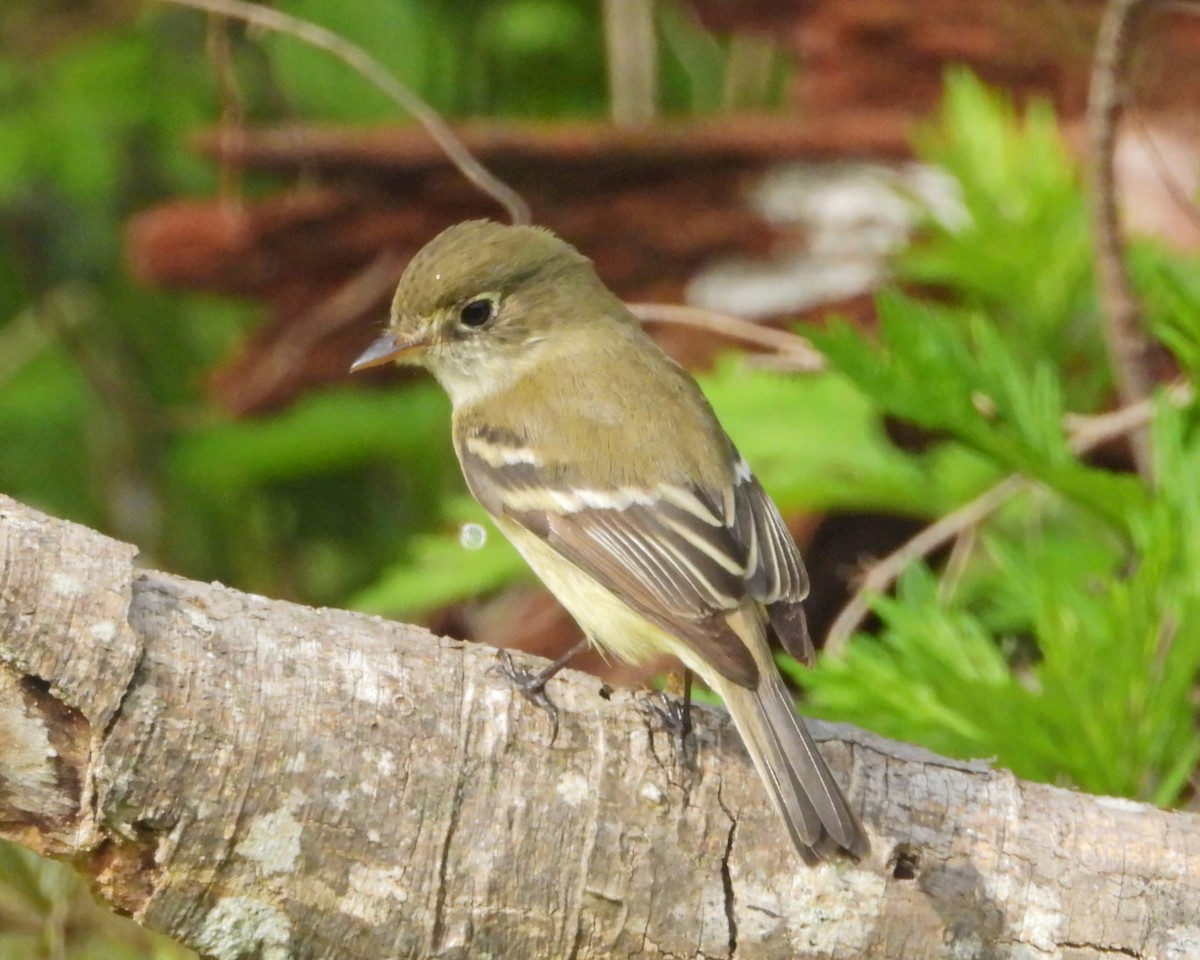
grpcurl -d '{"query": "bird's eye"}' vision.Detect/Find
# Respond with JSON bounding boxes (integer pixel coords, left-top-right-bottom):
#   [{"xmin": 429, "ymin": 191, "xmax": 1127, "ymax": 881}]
[{"xmin": 459, "ymin": 297, "xmax": 496, "ymax": 328}]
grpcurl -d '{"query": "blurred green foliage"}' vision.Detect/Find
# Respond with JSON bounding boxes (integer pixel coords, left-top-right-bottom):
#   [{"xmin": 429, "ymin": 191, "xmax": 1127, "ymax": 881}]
[
  {"xmin": 2, "ymin": 0, "xmax": 1199, "ymax": 954},
  {"xmin": 0, "ymin": 3, "xmax": 789, "ymax": 955},
  {"xmin": 902, "ymin": 68, "xmax": 1107, "ymax": 409},
  {"xmin": 0, "ymin": 0, "xmax": 786, "ymax": 600},
  {"xmin": 787, "ymin": 72, "xmax": 1200, "ymax": 806},
  {"xmin": 0, "ymin": 844, "xmax": 191, "ymax": 960}
]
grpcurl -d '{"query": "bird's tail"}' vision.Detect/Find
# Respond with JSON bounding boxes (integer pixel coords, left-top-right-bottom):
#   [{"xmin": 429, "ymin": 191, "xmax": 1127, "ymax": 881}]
[{"xmin": 715, "ymin": 668, "xmax": 869, "ymax": 864}]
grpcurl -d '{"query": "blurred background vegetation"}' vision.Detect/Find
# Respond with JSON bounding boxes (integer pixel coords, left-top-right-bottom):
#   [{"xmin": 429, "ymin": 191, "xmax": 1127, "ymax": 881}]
[{"xmin": 2, "ymin": 0, "xmax": 1200, "ymax": 957}]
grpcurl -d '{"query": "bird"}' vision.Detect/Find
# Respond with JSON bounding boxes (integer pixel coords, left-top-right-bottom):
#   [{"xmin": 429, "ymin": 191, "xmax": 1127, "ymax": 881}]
[{"xmin": 351, "ymin": 219, "xmax": 868, "ymax": 863}]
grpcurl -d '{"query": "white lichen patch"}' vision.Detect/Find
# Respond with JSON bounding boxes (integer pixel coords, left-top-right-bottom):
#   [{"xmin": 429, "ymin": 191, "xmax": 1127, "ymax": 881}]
[
  {"xmin": 0, "ymin": 673, "xmax": 74, "ymax": 819},
  {"xmin": 987, "ymin": 866, "xmax": 1063, "ymax": 951},
  {"xmin": 638, "ymin": 782, "xmax": 666, "ymax": 806},
  {"xmin": 183, "ymin": 604, "xmax": 216, "ymax": 635},
  {"xmin": 284, "ymin": 752, "xmax": 307, "ymax": 774},
  {"xmin": 49, "ymin": 571, "xmax": 83, "ymax": 596},
  {"xmin": 782, "ymin": 863, "xmax": 883, "ymax": 954},
  {"xmin": 235, "ymin": 790, "xmax": 305, "ymax": 876},
  {"xmin": 194, "ymin": 896, "xmax": 292, "ymax": 960},
  {"xmin": 376, "ymin": 749, "xmax": 396, "ymax": 777},
  {"xmin": 88, "ymin": 620, "xmax": 118, "ymax": 643},
  {"xmin": 1094, "ymin": 795, "xmax": 1149, "ymax": 814},
  {"xmin": 1012, "ymin": 879, "xmax": 1063, "ymax": 952},
  {"xmin": 944, "ymin": 933, "xmax": 985, "ymax": 959},
  {"xmin": 338, "ymin": 864, "xmax": 411, "ymax": 925},
  {"xmin": 325, "ymin": 647, "xmax": 387, "ymax": 705},
  {"xmin": 473, "ymin": 685, "xmax": 512, "ymax": 753},
  {"xmin": 737, "ymin": 882, "xmax": 784, "ymax": 943},
  {"xmin": 328, "ymin": 788, "xmax": 353, "ymax": 813},
  {"xmin": 555, "ymin": 772, "xmax": 589, "ymax": 806},
  {"xmin": 484, "ymin": 686, "xmax": 511, "ymax": 711},
  {"xmin": 1162, "ymin": 924, "xmax": 1200, "ymax": 960}
]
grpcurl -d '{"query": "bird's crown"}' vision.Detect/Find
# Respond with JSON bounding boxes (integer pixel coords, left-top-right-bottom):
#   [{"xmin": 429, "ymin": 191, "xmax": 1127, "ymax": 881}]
[{"xmin": 391, "ymin": 220, "xmax": 591, "ymax": 320}]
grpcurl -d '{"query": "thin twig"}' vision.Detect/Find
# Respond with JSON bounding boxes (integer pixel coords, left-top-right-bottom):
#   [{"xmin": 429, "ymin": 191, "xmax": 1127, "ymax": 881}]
[
  {"xmin": 154, "ymin": 0, "xmax": 530, "ymax": 225},
  {"xmin": 1064, "ymin": 391, "xmax": 1160, "ymax": 452},
  {"xmin": 626, "ymin": 302, "xmax": 825, "ymax": 371},
  {"xmin": 205, "ymin": 13, "xmax": 245, "ymax": 204},
  {"xmin": 936, "ymin": 522, "xmax": 977, "ymax": 606},
  {"xmin": 603, "ymin": 0, "xmax": 658, "ymax": 127},
  {"xmin": 824, "ymin": 475, "xmax": 1028, "ymax": 654},
  {"xmin": 1087, "ymin": 0, "xmax": 1157, "ymax": 480},
  {"xmin": 823, "ymin": 381, "xmax": 1193, "ymax": 653},
  {"xmin": 38, "ymin": 290, "xmax": 159, "ymax": 431},
  {"xmin": 0, "ymin": 301, "xmax": 80, "ymax": 387}
]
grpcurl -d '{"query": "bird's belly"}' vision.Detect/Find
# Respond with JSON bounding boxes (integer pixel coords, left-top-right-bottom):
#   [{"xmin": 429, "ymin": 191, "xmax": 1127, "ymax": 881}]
[{"xmin": 497, "ymin": 519, "xmax": 686, "ymax": 668}]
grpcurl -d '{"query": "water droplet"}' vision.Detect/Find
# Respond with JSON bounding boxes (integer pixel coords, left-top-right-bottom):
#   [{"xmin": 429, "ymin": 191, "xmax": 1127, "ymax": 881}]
[{"xmin": 460, "ymin": 523, "xmax": 488, "ymax": 550}]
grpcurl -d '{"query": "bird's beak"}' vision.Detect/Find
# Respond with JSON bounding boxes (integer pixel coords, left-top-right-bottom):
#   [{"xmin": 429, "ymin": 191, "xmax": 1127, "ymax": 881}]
[{"xmin": 350, "ymin": 332, "xmax": 427, "ymax": 372}]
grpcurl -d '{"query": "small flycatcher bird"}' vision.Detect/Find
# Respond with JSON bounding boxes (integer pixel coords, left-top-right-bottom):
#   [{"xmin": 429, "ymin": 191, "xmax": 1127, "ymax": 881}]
[{"xmin": 352, "ymin": 220, "xmax": 868, "ymax": 863}]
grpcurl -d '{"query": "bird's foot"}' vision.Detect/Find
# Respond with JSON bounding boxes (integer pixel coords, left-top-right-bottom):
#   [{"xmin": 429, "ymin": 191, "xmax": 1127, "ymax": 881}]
[
  {"xmin": 495, "ymin": 640, "xmax": 589, "ymax": 744},
  {"xmin": 498, "ymin": 649, "xmax": 558, "ymax": 702},
  {"xmin": 642, "ymin": 670, "xmax": 696, "ymax": 773},
  {"xmin": 644, "ymin": 690, "xmax": 691, "ymax": 743}
]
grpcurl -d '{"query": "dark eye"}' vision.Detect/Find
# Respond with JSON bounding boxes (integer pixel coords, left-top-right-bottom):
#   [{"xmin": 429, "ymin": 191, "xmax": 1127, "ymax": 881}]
[{"xmin": 459, "ymin": 297, "xmax": 496, "ymax": 328}]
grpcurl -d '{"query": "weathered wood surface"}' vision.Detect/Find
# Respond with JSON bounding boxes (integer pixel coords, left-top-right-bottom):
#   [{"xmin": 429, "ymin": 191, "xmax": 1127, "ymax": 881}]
[{"xmin": 2, "ymin": 492, "xmax": 1198, "ymax": 959}]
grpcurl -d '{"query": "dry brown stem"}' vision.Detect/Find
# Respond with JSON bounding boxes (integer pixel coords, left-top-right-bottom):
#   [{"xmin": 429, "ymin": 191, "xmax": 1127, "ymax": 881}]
[
  {"xmin": 626, "ymin": 302, "xmax": 826, "ymax": 371},
  {"xmin": 1088, "ymin": 0, "xmax": 1158, "ymax": 479},
  {"xmin": 154, "ymin": 0, "xmax": 530, "ymax": 224},
  {"xmin": 603, "ymin": 0, "xmax": 658, "ymax": 127}
]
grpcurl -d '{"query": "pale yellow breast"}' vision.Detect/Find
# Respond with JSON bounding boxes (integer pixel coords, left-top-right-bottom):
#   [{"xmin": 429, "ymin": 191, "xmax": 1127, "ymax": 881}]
[{"xmin": 497, "ymin": 518, "xmax": 705, "ymax": 673}]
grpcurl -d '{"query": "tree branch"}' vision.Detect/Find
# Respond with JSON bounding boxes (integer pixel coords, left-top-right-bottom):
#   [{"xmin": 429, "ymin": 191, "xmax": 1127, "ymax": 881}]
[
  {"xmin": 1088, "ymin": 0, "xmax": 1158, "ymax": 480},
  {"xmin": 2, "ymin": 494, "xmax": 1198, "ymax": 958}
]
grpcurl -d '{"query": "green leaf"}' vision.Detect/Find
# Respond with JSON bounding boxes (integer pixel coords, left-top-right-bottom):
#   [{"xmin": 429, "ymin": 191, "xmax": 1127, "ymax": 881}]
[
  {"xmin": 1134, "ymin": 244, "xmax": 1200, "ymax": 383},
  {"xmin": 0, "ymin": 349, "xmax": 98, "ymax": 526},
  {"xmin": 902, "ymin": 68, "xmax": 1106, "ymax": 410},
  {"xmin": 700, "ymin": 357, "xmax": 980, "ymax": 517},
  {"xmin": 350, "ymin": 497, "xmax": 528, "ymax": 616},
  {"xmin": 168, "ymin": 385, "xmax": 453, "ymax": 492},
  {"xmin": 262, "ymin": 0, "xmax": 436, "ymax": 121},
  {"xmin": 812, "ymin": 295, "xmax": 1147, "ymax": 528}
]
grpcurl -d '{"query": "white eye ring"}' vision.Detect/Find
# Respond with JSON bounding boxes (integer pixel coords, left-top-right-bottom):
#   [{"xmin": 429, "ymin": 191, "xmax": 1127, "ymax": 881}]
[{"xmin": 458, "ymin": 295, "xmax": 498, "ymax": 328}]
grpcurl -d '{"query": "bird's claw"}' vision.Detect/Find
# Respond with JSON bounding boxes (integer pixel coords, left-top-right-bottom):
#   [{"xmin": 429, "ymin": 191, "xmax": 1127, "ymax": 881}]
[
  {"xmin": 641, "ymin": 690, "xmax": 696, "ymax": 771},
  {"xmin": 496, "ymin": 649, "xmax": 561, "ymax": 743}
]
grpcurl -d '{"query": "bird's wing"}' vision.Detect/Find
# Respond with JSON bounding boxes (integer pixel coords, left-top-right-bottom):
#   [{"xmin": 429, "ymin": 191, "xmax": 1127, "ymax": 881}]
[
  {"xmin": 458, "ymin": 428, "xmax": 813, "ymax": 685},
  {"xmin": 728, "ymin": 459, "xmax": 814, "ymax": 665}
]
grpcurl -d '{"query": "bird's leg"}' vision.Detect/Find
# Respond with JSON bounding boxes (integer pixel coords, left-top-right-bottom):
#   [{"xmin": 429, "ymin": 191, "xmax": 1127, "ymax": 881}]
[
  {"xmin": 497, "ymin": 638, "xmax": 591, "ymax": 697},
  {"xmin": 643, "ymin": 669, "xmax": 696, "ymax": 771},
  {"xmin": 681, "ymin": 668, "xmax": 694, "ymax": 742},
  {"xmin": 496, "ymin": 638, "xmax": 591, "ymax": 742}
]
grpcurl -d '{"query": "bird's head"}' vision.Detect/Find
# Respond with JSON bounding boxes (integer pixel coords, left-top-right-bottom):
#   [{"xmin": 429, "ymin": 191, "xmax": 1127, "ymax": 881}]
[{"xmin": 351, "ymin": 220, "xmax": 613, "ymax": 402}]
